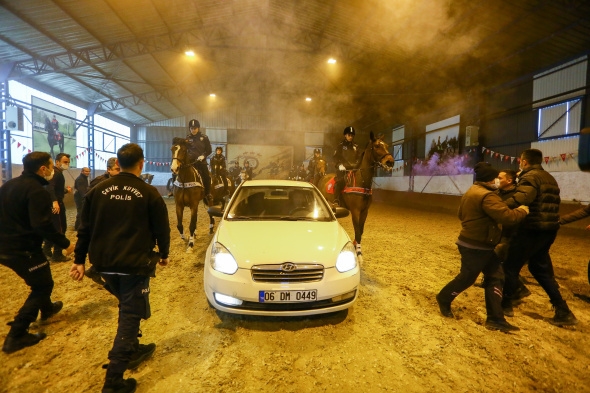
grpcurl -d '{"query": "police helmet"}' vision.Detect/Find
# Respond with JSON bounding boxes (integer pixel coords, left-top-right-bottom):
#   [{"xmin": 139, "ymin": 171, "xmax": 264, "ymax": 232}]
[
  {"xmin": 188, "ymin": 119, "xmax": 200, "ymax": 129},
  {"xmin": 343, "ymin": 126, "xmax": 356, "ymax": 136}
]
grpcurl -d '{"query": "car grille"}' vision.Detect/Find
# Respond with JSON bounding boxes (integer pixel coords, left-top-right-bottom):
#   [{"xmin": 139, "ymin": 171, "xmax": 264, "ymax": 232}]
[{"xmin": 251, "ymin": 263, "xmax": 324, "ymax": 283}]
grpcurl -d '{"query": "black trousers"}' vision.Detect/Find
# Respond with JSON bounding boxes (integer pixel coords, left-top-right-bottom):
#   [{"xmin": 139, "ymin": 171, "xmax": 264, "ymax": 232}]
[
  {"xmin": 503, "ymin": 229, "xmax": 565, "ymax": 307},
  {"xmin": 334, "ymin": 171, "xmax": 345, "ymax": 200},
  {"xmin": 438, "ymin": 245, "xmax": 505, "ymax": 320},
  {"xmin": 102, "ymin": 274, "xmax": 151, "ymax": 374},
  {"xmin": 193, "ymin": 162, "xmax": 211, "ymax": 196},
  {"xmin": 0, "ymin": 253, "xmax": 54, "ymax": 333},
  {"xmin": 46, "ymin": 200, "xmax": 67, "ymax": 255}
]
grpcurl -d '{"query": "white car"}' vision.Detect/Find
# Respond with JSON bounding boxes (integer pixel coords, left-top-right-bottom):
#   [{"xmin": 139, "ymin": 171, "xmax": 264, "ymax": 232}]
[{"xmin": 204, "ymin": 179, "xmax": 360, "ymax": 316}]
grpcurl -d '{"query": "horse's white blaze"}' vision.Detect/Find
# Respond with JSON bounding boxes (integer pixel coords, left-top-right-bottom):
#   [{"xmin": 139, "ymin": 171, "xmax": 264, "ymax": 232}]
[{"xmin": 170, "ymin": 145, "xmax": 180, "ymax": 173}]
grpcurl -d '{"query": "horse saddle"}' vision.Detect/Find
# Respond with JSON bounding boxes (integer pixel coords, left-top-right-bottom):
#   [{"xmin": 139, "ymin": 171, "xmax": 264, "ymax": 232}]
[{"xmin": 174, "ymin": 169, "xmax": 204, "ymax": 189}]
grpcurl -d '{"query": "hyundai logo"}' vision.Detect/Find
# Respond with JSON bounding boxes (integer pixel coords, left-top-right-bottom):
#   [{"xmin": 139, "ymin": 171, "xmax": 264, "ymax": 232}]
[{"xmin": 281, "ymin": 263, "xmax": 297, "ymax": 272}]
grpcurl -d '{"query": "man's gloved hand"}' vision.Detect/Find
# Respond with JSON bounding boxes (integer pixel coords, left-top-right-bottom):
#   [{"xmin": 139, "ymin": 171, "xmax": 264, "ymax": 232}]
[
  {"xmin": 198, "ymin": 155, "xmax": 205, "ymax": 161},
  {"xmin": 517, "ymin": 205, "xmax": 529, "ymax": 214},
  {"xmin": 338, "ymin": 164, "xmax": 346, "ymax": 171}
]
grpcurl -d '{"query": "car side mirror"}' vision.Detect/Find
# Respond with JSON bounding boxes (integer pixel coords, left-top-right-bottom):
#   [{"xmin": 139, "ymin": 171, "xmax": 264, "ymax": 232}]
[
  {"xmin": 332, "ymin": 206, "xmax": 349, "ymax": 218},
  {"xmin": 208, "ymin": 205, "xmax": 224, "ymax": 217}
]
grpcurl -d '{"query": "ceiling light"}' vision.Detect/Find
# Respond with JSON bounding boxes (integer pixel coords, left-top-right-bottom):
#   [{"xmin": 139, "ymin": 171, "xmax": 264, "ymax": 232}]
[
  {"xmin": 185, "ymin": 50, "xmax": 195, "ymax": 56},
  {"xmin": 305, "ymin": 97, "xmax": 312, "ymax": 102},
  {"xmin": 327, "ymin": 58, "xmax": 336, "ymax": 64},
  {"xmin": 210, "ymin": 93, "xmax": 216, "ymax": 97}
]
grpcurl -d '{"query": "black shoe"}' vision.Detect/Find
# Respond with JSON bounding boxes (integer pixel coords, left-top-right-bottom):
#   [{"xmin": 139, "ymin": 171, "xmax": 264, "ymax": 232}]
[
  {"xmin": 2, "ymin": 332, "xmax": 47, "ymax": 354},
  {"xmin": 485, "ymin": 319, "xmax": 520, "ymax": 332},
  {"xmin": 51, "ymin": 254, "xmax": 72, "ymax": 263},
  {"xmin": 127, "ymin": 343, "xmax": 156, "ymax": 369},
  {"xmin": 102, "ymin": 376, "xmax": 137, "ymax": 393},
  {"xmin": 40, "ymin": 301, "xmax": 63, "ymax": 321},
  {"xmin": 513, "ymin": 285, "xmax": 532, "ymax": 301},
  {"xmin": 549, "ymin": 307, "xmax": 578, "ymax": 326},
  {"xmin": 436, "ymin": 293, "xmax": 454, "ymax": 318},
  {"xmin": 86, "ymin": 266, "xmax": 106, "ymax": 286}
]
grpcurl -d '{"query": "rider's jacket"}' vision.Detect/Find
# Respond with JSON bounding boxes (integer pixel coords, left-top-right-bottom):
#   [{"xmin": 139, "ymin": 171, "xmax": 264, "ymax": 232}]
[
  {"xmin": 229, "ymin": 165, "xmax": 241, "ymax": 179},
  {"xmin": 333, "ymin": 139, "xmax": 360, "ymax": 170},
  {"xmin": 307, "ymin": 155, "xmax": 323, "ymax": 176},
  {"xmin": 74, "ymin": 172, "xmax": 170, "ymax": 275},
  {"xmin": 210, "ymin": 154, "xmax": 227, "ymax": 177},
  {"xmin": 185, "ymin": 131, "xmax": 212, "ymax": 164}
]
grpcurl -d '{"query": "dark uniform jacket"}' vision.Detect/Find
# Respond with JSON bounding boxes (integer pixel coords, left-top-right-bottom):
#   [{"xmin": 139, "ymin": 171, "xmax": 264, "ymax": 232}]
[
  {"xmin": 0, "ymin": 172, "xmax": 70, "ymax": 255},
  {"xmin": 186, "ymin": 132, "xmax": 212, "ymax": 163},
  {"xmin": 47, "ymin": 166, "xmax": 66, "ymax": 202},
  {"xmin": 89, "ymin": 172, "xmax": 112, "ymax": 188},
  {"xmin": 74, "ymin": 172, "xmax": 171, "ymax": 276},
  {"xmin": 228, "ymin": 165, "xmax": 241, "ymax": 180},
  {"xmin": 504, "ymin": 164, "xmax": 560, "ymax": 231},
  {"xmin": 307, "ymin": 156, "xmax": 323, "ymax": 176},
  {"xmin": 243, "ymin": 166, "xmax": 253, "ymax": 180},
  {"xmin": 333, "ymin": 139, "xmax": 361, "ymax": 170},
  {"xmin": 210, "ymin": 154, "xmax": 227, "ymax": 177},
  {"xmin": 457, "ymin": 182, "xmax": 528, "ymax": 249},
  {"xmin": 74, "ymin": 173, "xmax": 89, "ymax": 200}
]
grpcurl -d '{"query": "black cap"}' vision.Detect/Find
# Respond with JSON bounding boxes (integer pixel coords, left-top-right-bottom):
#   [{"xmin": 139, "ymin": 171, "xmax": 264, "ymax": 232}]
[
  {"xmin": 343, "ymin": 126, "xmax": 355, "ymax": 136},
  {"xmin": 188, "ymin": 119, "xmax": 200, "ymax": 128},
  {"xmin": 474, "ymin": 162, "xmax": 499, "ymax": 182}
]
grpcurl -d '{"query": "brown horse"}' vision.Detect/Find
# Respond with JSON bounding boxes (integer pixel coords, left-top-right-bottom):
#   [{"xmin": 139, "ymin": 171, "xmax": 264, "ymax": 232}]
[
  {"xmin": 318, "ymin": 132, "xmax": 393, "ymax": 257},
  {"xmin": 207, "ymin": 174, "xmax": 235, "ymax": 234},
  {"xmin": 170, "ymin": 137, "xmax": 204, "ymax": 252}
]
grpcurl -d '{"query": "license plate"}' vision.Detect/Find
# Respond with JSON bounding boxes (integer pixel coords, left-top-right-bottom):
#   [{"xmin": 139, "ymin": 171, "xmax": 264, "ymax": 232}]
[{"xmin": 259, "ymin": 290, "xmax": 317, "ymax": 303}]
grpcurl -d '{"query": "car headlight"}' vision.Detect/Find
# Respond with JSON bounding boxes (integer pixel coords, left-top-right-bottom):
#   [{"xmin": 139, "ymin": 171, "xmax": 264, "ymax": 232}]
[
  {"xmin": 336, "ymin": 242, "xmax": 358, "ymax": 273},
  {"xmin": 210, "ymin": 242, "xmax": 238, "ymax": 274}
]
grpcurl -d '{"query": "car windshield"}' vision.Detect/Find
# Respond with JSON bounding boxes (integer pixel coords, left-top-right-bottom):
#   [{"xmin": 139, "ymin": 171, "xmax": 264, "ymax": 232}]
[{"xmin": 226, "ymin": 186, "xmax": 333, "ymax": 221}]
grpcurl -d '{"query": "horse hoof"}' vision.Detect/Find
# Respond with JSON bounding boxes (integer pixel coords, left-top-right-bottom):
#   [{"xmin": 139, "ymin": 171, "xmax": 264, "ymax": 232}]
[
  {"xmin": 180, "ymin": 234, "xmax": 185, "ymax": 240},
  {"xmin": 185, "ymin": 247, "xmax": 193, "ymax": 254}
]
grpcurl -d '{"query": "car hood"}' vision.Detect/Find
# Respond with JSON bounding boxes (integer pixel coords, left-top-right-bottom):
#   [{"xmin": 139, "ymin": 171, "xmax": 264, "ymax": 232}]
[{"xmin": 215, "ymin": 220, "xmax": 350, "ymax": 268}]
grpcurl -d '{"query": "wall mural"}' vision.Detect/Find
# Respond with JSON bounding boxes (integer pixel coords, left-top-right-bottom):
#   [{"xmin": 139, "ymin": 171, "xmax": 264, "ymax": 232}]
[
  {"xmin": 227, "ymin": 144, "xmax": 293, "ymax": 180},
  {"xmin": 32, "ymin": 96, "xmax": 77, "ymax": 165}
]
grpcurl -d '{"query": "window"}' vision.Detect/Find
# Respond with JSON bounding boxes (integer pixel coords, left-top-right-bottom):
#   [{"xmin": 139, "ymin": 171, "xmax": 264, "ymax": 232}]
[{"xmin": 537, "ymin": 98, "xmax": 582, "ymax": 139}]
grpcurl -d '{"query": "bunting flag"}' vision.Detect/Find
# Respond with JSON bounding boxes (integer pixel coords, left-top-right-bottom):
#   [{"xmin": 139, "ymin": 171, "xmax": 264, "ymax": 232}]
[
  {"xmin": 544, "ymin": 156, "xmax": 550, "ymax": 164},
  {"xmin": 560, "ymin": 153, "xmax": 566, "ymax": 162}
]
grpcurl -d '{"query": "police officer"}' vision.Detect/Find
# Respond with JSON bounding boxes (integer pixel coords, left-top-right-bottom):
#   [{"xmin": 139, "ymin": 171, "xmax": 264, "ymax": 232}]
[
  {"xmin": 0, "ymin": 152, "xmax": 74, "ymax": 354},
  {"xmin": 307, "ymin": 148, "xmax": 323, "ymax": 183},
  {"xmin": 185, "ymin": 119, "xmax": 213, "ymax": 204},
  {"xmin": 71, "ymin": 143, "xmax": 170, "ymax": 393},
  {"xmin": 43, "ymin": 152, "xmax": 72, "ymax": 262},
  {"xmin": 210, "ymin": 146, "xmax": 229, "ymax": 195},
  {"xmin": 243, "ymin": 160, "xmax": 254, "ymax": 180},
  {"xmin": 296, "ymin": 163, "xmax": 307, "ymax": 181},
  {"xmin": 90, "ymin": 157, "xmax": 120, "ymax": 188},
  {"xmin": 333, "ymin": 126, "xmax": 361, "ymax": 206},
  {"xmin": 228, "ymin": 161, "xmax": 241, "ymax": 185}
]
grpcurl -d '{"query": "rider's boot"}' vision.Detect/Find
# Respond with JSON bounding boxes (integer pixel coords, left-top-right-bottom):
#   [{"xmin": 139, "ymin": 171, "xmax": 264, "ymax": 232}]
[{"xmin": 333, "ymin": 182, "xmax": 343, "ymax": 207}]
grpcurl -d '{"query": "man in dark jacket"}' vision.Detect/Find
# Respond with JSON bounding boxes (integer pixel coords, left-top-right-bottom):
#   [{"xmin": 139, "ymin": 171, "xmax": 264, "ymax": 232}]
[
  {"xmin": 436, "ymin": 162, "xmax": 529, "ymax": 332},
  {"xmin": 502, "ymin": 148, "xmax": 577, "ymax": 326},
  {"xmin": 333, "ymin": 126, "xmax": 362, "ymax": 206},
  {"xmin": 44, "ymin": 152, "xmax": 72, "ymax": 262},
  {"xmin": 0, "ymin": 152, "xmax": 74, "ymax": 353},
  {"xmin": 185, "ymin": 119, "xmax": 213, "ymax": 204},
  {"xmin": 71, "ymin": 143, "xmax": 170, "ymax": 393},
  {"xmin": 89, "ymin": 157, "xmax": 120, "ymax": 188},
  {"xmin": 74, "ymin": 167, "xmax": 90, "ymax": 230}
]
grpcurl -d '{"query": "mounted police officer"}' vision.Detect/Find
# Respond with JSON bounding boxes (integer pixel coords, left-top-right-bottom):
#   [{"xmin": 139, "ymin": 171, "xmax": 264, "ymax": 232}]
[
  {"xmin": 210, "ymin": 146, "xmax": 229, "ymax": 195},
  {"xmin": 307, "ymin": 148, "xmax": 323, "ymax": 183},
  {"xmin": 333, "ymin": 126, "xmax": 361, "ymax": 206},
  {"xmin": 185, "ymin": 119, "xmax": 213, "ymax": 204}
]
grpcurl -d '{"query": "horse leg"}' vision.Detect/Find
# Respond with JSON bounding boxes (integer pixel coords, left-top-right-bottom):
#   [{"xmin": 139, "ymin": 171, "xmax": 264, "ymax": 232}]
[
  {"xmin": 186, "ymin": 206, "xmax": 198, "ymax": 253},
  {"xmin": 354, "ymin": 201, "xmax": 371, "ymax": 256},
  {"xmin": 175, "ymin": 203, "xmax": 185, "ymax": 240},
  {"xmin": 350, "ymin": 208, "xmax": 362, "ymax": 255}
]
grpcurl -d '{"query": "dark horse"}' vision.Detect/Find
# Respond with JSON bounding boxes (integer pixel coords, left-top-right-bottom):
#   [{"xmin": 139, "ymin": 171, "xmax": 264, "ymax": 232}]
[
  {"xmin": 207, "ymin": 174, "xmax": 235, "ymax": 234},
  {"xmin": 45, "ymin": 116, "xmax": 64, "ymax": 159},
  {"xmin": 318, "ymin": 132, "xmax": 394, "ymax": 258},
  {"xmin": 170, "ymin": 137, "xmax": 205, "ymax": 252}
]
